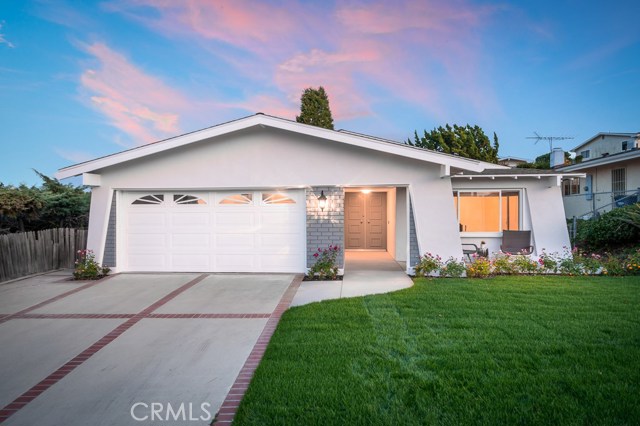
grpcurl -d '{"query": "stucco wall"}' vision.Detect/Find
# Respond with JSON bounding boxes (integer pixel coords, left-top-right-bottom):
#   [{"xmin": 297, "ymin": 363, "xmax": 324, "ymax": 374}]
[
  {"xmin": 87, "ymin": 127, "xmax": 466, "ymax": 267},
  {"xmin": 306, "ymin": 186, "xmax": 344, "ymax": 268}
]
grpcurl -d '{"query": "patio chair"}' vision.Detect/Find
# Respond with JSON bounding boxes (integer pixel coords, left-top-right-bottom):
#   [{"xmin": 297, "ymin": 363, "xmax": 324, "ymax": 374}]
[
  {"xmin": 500, "ymin": 230, "xmax": 533, "ymax": 255},
  {"xmin": 462, "ymin": 243, "xmax": 478, "ymax": 262}
]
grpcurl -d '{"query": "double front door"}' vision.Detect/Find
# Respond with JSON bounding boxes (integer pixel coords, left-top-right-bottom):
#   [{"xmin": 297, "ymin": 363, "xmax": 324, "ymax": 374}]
[{"xmin": 345, "ymin": 192, "xmax": 387, "ymax": 250}]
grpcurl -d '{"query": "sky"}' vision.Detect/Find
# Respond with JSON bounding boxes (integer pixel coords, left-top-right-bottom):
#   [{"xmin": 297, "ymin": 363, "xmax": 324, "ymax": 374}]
[{"xmin": 1, "ymin": 0, "xmax": 639, "ymax": 186}]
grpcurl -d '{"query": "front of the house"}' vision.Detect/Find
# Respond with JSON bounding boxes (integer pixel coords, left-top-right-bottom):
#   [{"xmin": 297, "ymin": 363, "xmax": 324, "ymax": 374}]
[{"xmin": 57, "ymin": 114, "xmax": 578, "ymax": 274}]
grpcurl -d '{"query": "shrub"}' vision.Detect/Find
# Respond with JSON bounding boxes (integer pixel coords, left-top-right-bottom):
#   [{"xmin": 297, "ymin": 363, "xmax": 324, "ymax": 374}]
[
  {"xmin": 414, "ymin": 252, "xmax": 442, "ymax": 277},
  {"xmin": 466, "ymin": 255, "xmax": 491, "ymax": 278},
  {"xmin": 538, "ymin": 250, "xmax": 560, "ymax": 273},
  {"xmin": 308, "ymin": 244, "xmax": 341, "ymax": 280},
  {"xmin": 74, "ymin": 249, "xmax": 110, "ymax": 280},
  {"xmin": 512, "ymin": 255, "xmax": 539, "ymax": 274},
  {"xmin": 622, "ymin": 249, "xmax": 640, "ymax": 276},
  {"xmin": 440, "ymin": 257, "xmax": 466, "ymax": 278},
  {"xmin": 575, "ymin": 205, "xmax": 640, "ymax": 250},
  {"xmin": 492, "ymin": 253, "xmax": 516, "ymax": 275},
  {"xmin": 574, "ymin": 249, "xmax": 604, "ymax": 275}
]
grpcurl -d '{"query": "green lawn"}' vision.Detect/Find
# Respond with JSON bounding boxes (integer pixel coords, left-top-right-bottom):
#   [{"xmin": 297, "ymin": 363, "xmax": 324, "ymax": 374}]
[{"xmin": 233, "ymin": 276, "xmax": 640, "ymax": 426}]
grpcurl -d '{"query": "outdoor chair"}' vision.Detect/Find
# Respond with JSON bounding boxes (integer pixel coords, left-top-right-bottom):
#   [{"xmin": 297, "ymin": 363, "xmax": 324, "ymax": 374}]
[
  {"xmin": 500, "ymin": 230, "xmax": 533, "ymax": 255},
  {"xmin": 462, "ymin": 243, "xmax": 478, "ymax": 262}
]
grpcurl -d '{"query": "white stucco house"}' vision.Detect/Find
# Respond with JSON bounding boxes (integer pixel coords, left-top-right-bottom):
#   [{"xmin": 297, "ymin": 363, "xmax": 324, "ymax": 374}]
[
  {"xmin": 558, "ymin": 132, "xmax": 640, "ymax": 219},
  {"xmin": 56, "ymin": 114, "xmax": 581, "ymax": 274}
]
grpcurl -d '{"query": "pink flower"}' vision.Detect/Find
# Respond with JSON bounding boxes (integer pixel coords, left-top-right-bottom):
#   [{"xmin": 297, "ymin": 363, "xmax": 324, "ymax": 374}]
[{"xmin": 313, "ymin": 253, "xmax": 319, "ymax": 257}]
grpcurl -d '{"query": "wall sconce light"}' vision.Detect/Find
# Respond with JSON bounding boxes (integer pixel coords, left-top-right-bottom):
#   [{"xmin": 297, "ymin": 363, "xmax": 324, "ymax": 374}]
[{"xmin": 318, "ymin": 190, "xmax": 327, "ymax": 211}]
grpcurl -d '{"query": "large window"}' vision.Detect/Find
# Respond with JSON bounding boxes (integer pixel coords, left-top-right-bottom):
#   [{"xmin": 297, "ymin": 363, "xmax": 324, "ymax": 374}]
[{"xmin": 453, "ymin": 190, "xmax": 520, "ymax": 233}]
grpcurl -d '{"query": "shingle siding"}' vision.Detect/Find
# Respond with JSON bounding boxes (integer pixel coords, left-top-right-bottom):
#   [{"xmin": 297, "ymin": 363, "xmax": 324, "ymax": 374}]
[
  {"xmin": 103, "ymin": 194, "xmax": 117, "ymax": 267},
  {"xmin": 306, "ymin": 187, "xmax": 344, "ymax": 268},
  {"xmin": 409, "ymin": 198, "xmax": 420, "ymax": 267}
]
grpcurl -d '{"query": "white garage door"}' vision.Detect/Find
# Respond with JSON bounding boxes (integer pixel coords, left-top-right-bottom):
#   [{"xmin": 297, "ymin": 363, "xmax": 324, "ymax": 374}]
[{"xmin": 121, "ymin": 190, "xmax": 306, "ymax": 272}]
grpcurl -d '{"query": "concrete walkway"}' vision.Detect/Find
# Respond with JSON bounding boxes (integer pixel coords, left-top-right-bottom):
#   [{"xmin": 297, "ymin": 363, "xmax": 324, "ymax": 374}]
[{"xmin": 291, "ymin": 251, "xmax": 413, "ymax": 306}]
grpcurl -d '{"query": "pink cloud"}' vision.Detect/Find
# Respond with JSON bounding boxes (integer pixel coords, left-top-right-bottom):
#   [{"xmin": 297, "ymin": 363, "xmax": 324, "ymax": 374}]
[
  {"xmin": 80, "ymin": 42, "xmax": 186, "ymax": 145},
  {"xmin": 104, "ymin": 0, "xmax": 501, "ymax": 124}
]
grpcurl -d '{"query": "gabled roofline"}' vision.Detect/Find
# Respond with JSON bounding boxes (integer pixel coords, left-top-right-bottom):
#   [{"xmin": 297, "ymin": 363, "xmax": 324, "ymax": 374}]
[
  {"xmin": 572, "ymin": 132, "xmax": 639, "ymax": 152},
  {"xmin": 557, "ymin": 148, "xmax": 640, "ymax": 172},
  {"xmin": 56, "ymin": 113, "xmax": 500, "ymax": 179}
]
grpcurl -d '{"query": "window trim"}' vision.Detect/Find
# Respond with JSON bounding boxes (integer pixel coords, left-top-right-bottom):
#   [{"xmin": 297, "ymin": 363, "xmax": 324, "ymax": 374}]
[{"xmin": 453, "ymin": 189, "xmax": 523, "ymax": 236}]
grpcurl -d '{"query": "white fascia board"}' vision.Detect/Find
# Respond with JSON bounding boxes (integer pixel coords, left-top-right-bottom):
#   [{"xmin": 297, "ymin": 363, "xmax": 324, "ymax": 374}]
[
  {"xmin": 56, "ymin": 115, "xmax": 489, "ymax": 179},
  {"xmin": 557, "ymin": 150, "xmax": 640, "ymax": 172},
  {"xmin": 451, "ymin": 173, "xmax": 586, "ymax": 180}
]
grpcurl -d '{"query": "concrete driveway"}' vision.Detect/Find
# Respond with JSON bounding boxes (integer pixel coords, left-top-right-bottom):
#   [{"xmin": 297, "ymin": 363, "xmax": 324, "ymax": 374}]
[{"xmin": 0, "ymin": 271, "xmax": 300, "ymax": 426}]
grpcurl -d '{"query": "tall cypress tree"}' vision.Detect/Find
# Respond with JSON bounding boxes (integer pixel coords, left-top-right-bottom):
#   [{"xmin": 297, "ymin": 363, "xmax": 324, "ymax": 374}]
[{"xmin": 295, "ymin": 86, "xmax": 334, "ymax": 130}]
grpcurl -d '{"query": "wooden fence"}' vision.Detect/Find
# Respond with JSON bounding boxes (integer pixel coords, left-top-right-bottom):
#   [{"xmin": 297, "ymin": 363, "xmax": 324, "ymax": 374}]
[{"xmin": 0, "ymin": 228, "xmax": 88, "ymax": 283}]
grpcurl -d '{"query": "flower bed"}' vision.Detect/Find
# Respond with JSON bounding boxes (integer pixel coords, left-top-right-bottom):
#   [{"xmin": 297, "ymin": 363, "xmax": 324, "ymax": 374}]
[
  {"xmin": 306, "ymin": 244, "xmax": 342, "ymax": 281},
  {"xmin": 414, "ymin": 247, "xmax": 640, "ymax": 278}
]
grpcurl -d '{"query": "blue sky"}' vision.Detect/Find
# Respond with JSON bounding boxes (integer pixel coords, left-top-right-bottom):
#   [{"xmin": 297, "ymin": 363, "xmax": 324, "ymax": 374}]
[{"xmin": 1, "ymin": 0, "xmax": 639, "ymax": 185}]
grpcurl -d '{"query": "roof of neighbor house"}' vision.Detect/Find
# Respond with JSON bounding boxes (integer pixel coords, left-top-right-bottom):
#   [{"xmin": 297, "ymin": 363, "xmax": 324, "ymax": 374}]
[
  {"xmin": 498, "ymin": 156, "xmax": 529, "ymax": 163},
  {"xmin": 557, "ymin": 147, "xmax": 640, "ymax": 172},
  {"xmin": 571, "ymin": 132, "xmax": 640, "ymax": 152},
  {"xmin": 57, "ymin": 113, "xmax": 510, "ymax": 179}
]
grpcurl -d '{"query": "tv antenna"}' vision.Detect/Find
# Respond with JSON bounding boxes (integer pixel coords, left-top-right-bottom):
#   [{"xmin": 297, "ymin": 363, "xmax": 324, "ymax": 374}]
[{"xmin": 527, "ymin": 132, "xmax": 574, "ymax": 153}]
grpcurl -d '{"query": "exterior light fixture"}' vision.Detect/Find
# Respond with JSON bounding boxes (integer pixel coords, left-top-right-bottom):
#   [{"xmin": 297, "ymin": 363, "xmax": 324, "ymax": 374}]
[
  {"xmin": 361, "ymin": 189, "xmax": 371, "ymax": 194},
  {"xmin": 318, "ymin": 190, "xmax": 327, "ymax": 211}
]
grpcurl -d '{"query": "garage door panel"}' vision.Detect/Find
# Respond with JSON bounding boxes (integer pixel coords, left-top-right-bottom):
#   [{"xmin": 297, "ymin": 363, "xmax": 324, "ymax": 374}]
[
  {"xmin": 216, "ymin": 233, "xmax": 255, "ymax": 251},
  {"xmin": 172, "ymin": 254, "xmax": 209, "ymax": 270},
  {"xmin": 127, "ymin": 233, "xmax": 167, "ymax": 249},
  {"xmin": 171, "ymin": 234, "xmax": 209, "ymax": 248},
  {"xmin": 170, "ymin": 212, "xmax": 210, "ymax": 227},
  {"xmin": 128, "ymin": 212, "xmax": 166, "ymax": 228},
  {"xmin": 216, "ymin": 212, "xmax": 255, "ymax": 230},
  {"xmin": 215, "ymin": 254, "xmax": 256, "ymax": 271}
]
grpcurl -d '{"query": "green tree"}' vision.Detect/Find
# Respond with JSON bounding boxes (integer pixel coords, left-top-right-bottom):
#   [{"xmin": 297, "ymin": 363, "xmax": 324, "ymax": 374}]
[
  {"xmin": 0, "ymin": 171, "xmax": 90, "ymax": 233},
  {"xmin": 407, "ymin": 124, "xmax": 499, "ymax": 163},
  {"xmin": 517, "ymin": 152, "xmax": 571, "ymax": 169},
  {"xmin": 295, "ymin": 86, "xmax": 334, "ymax": 130},
  {"xmin": 0, "ymin": 184, "xmax": 43, "ymax": 232}
]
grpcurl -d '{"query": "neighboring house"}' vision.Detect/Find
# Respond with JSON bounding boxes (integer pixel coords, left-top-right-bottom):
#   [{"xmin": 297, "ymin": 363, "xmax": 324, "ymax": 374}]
[
  {"xmin": 56, "ymin": 114, "xmax": 581, "ymax": 274},
  {"xmin": 557, "ymin": 132, "xmax": 640, "ymax": 219},
  {"xmin": 498, "ymin": 156, "xmax": 529, "ymax": 168}
]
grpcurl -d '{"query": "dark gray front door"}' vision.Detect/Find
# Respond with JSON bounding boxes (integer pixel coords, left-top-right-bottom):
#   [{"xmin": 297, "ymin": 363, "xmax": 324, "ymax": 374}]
[{"xmin": 345, "ymin": 192, "xmax": 387, "ymax": 249}]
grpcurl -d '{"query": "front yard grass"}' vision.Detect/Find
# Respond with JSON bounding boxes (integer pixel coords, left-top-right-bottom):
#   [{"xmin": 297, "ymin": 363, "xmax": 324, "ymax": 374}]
[{"xmin": 233, "ymin": 276, "xmax": 640, "ymax": 425}]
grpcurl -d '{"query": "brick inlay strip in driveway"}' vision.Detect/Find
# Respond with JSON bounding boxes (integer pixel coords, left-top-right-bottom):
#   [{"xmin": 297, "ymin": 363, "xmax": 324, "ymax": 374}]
[
  {"xmin": 0, "ymin": 273, "xmax": 209, "ymax": 423},
  {"xmin": 12, "ymin": 313, "xmax": 272, "ymax": 320},
  {"xmin": 0, "ymin": 275, "xmax": 116, "ymax": 325},
  {"xmin": 213, "ymin": 274, "xmax": 303, "ymax": 425}
]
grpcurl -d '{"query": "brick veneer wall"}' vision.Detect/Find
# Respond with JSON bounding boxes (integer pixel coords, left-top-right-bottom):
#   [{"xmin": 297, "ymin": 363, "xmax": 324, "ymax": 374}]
[
  {"xmin": 103, "ymin": 194, "xmax": 117, "ymax": 267},
  {"xmin": 409, "ymin": 198, "xmax": 420, "ymax": 267},
  {"xmin": 306, "ymin": 186, "xmax": 344, "ymax": 269}
]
